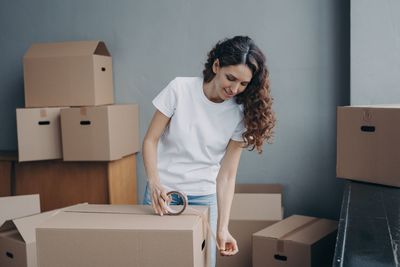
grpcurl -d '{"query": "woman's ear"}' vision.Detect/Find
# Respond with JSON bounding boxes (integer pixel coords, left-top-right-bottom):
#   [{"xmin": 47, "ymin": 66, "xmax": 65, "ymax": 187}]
[{"xmin": 212, "ymin": 59, "xmax": 220, "ymax": 74}]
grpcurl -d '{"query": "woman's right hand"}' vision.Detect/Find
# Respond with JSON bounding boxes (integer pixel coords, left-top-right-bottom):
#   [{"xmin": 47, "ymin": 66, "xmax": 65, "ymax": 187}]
[{"xmin": 148, "ymin": 181, "xmax": 170, "ymax": 216}]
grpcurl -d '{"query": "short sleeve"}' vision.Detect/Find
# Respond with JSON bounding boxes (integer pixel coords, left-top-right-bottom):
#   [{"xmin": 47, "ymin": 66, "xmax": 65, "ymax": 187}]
[
  {"xmin": 152, "ymin": 79, "xmax": 178, "ymax": 118},
  {"xmin": 231, "ymin": 119, "xmax": 246, "ymax": 142}
]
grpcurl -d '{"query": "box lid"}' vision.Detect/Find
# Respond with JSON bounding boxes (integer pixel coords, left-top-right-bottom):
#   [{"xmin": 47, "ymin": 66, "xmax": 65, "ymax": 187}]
[
  {"xmin": 38, "ymin": 204, "xmax": 208, "ymax": 231},
  {"xmin": 24, "ymin": 40, "xmax": 110, "ymax": 58},
  {"xmin": 253, "ymin": 215, "xmax": 337, "ymax": 245},
  {"xmin": 0, "ymin": 195, "xmax": 40, "ymax": 226}
]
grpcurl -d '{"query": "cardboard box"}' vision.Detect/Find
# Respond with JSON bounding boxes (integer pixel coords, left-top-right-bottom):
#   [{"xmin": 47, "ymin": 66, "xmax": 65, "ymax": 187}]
[
  {"xmin": 23, "ymin": 40, "xmax": 114, "ymax": 107},
  {"xmin": 61, "ymin": 104, "xmax": 139, "ymax": 161},
  {"xmin": 253, "ymin": 215, "xmax": 337, "ymax": 267},
  {"xmin": 36, "ymin": 204, "xmax": 209, "ymax": 267},
  {"xmin": 17, "ymin": 107, "xmax": 65, "ymax": 162},
  {"xmin": 0, "ymin": 203, "xmax": 85, "ymax": 267},
  {"xmin": 337, "ymin": 105, "xmax": 400, "ymax": 187},
  {"xmin": 217, "ymin": 184, "xmax": 283, "ymax": 267}
]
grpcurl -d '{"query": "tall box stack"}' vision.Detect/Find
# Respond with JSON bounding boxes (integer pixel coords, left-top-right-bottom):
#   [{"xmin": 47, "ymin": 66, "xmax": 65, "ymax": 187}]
[
  {"xmin": 217, "ymin": 184, "xmax": 283, "ymax": 267},
  {"xmin": 337, "ymin": 105, "xmax": 400, "ymax": 187},
  {"xmin": 15, "ymin": 41, "xmax": 139, "ymax": 209},
  {"xmin": 18, "ymin": 40, "xmax": 139, "ymax": 162}
]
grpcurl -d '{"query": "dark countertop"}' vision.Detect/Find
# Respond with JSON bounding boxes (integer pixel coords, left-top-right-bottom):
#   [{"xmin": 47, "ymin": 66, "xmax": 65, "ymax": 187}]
[{"xmin": 333, "ymin": 181, "xmax": 400, "ymax": 267}]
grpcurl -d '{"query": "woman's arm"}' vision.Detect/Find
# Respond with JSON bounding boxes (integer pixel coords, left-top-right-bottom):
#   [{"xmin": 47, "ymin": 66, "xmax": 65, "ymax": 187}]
[
  {"xmin": 142, "ymin": 110, "xmax": 171, "ymax": 215},
  {"xmin": 216, "ymin": 139, "xmax": 243, "ymax": 256}
]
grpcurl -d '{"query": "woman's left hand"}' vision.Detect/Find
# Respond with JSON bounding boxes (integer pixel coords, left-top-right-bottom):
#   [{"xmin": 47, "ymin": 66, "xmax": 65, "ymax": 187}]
[{"xmin": 217, "ymin": 229, "xmax": 239, "ymax": 256}]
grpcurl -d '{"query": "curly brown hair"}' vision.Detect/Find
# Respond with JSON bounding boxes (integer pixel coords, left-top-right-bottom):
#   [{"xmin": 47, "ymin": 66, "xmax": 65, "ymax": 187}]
[{"xmin": 203, "ymin": 36, "xmax": 276, "ymax": 153}]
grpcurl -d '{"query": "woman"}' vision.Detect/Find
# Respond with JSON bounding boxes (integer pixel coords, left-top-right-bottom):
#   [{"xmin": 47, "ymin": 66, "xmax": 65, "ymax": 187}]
[{"xmin": 142, "ymin": 35, "xmax": 275, "ymax": 267}]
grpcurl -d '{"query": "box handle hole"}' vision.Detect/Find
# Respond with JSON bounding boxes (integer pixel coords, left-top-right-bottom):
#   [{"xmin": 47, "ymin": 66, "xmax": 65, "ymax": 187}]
[
  {"xmin": 6, "ymin": 251, "xmax": 14, "ymax": 259},
  {"xmin": 38, "ymin": 121, "xmax": 50, "ymax": 125},
  {"xmin": 360, "ymin": 126, "xmax": 375, "ymax": 132},
  {"xmin": 274, "ymin": 254, "xmax": 287, "ymax": 261},
  {"xmin": 101, "ymin": 67, "xmax": 106, "ymax": 72},
  {"xmin": 201, "ymin": 240, "xmax": 206, "ymax": 251},
  {"xmin": 80, "ymin": 120, "xmax": 91, "ymax": 125}
]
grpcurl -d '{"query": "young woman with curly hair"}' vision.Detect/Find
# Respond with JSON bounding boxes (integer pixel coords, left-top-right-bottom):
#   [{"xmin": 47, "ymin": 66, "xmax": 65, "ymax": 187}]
[{"xmin": 142, "ymin": 35, "xmax": 275, "ymax": 267}]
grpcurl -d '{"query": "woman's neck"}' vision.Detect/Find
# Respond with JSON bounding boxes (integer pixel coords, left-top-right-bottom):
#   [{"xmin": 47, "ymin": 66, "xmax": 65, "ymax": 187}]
[{"xmin": 203, "ymin": 81, "xmax": 224, "ymax": 103}]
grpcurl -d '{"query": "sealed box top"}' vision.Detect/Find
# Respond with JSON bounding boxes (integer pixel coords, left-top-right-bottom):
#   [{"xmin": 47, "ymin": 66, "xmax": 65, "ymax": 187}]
[
  {"xmin": 253, "ymin": 215, "xmax": 337, "ymax": 245},
  {"xmin": 37, "ymin": 204, "xmax": 208, "ymax": 231},
  {"xmin": 24, "ymin": 40, "xmax": 110, "ymax": 58}
]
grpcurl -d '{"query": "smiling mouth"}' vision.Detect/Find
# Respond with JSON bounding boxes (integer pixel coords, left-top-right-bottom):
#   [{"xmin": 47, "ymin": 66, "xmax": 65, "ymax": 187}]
[{"xmin": 224, "ymin": 89, "xmax": 234, "ymax": 97}]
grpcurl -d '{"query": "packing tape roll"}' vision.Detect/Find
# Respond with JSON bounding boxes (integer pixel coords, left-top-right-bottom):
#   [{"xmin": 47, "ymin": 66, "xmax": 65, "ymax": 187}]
[{"xmin": 165, "ymin": 191, "xmax": 188, "ymax": 215}]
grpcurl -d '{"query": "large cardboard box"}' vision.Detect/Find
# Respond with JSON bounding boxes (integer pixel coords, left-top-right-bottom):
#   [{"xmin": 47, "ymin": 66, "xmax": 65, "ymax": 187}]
[
  {"xmin": 17, "ymin": 107, "xmax": 65, "ymax": 162},
  {"xmin": 61, "ymin": 104, "xmax": 139, "ymax": 161},
  {"xmin": 217, "ymin": 184, "xmax": 283, "ymax": 267},
  {"xmin": 36, "ymin": 204, "xmax": 209, "ymax": 267},
  {"xmin": 0, "ymin": 203, "xmax": 85, "ymax": 267},
  {"xmin": 23, "ymin": 41, "xmax": 114, "ymax": 107},
  {"xmin": 253, "ymin": 215, "xmax": 337, "ymax": 267},
  {"xmin": 337, "ymin": 105, "xmax": 400, "ymax": 187}
]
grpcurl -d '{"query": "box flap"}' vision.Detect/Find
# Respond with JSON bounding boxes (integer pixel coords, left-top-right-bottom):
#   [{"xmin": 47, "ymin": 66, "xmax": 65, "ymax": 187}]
[
  {"xmin": 38, "ymin": 204, "xmax": 208, "ymax": 231},
  {"xmin": 0, "ymin": 195, "xmax": 40, "ymax": 226},
  {"xmin": 24, "ymin": 41, "xmax": 110, "ymax": 58},
  {"xmin": 253, "ymin": 215, "xmax": 337, "ymax": 245},
  {"xmin": 230, "ymin": 193, "xmax": 282, "ymax": 221},
  {"xmin": 11, "ymin": 203, "xmax": 87, "ymax": 244}
]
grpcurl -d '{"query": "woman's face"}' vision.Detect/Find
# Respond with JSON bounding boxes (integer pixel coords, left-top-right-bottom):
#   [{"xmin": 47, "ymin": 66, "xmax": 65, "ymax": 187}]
[{"xmin": 212, "ymin": 60, "xmax": 253, "ymax": 102}]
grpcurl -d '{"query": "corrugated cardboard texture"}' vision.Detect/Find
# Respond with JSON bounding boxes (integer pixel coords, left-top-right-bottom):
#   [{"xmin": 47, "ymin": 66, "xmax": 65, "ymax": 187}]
[
  {"xmin": 17, "ymin": 107, "xmax": 65, "ymax": 162},
  {"xmin": 23, "ymin": 41, "xmax": 114, "ymax": 107},
  {"xmin": 36, "ymin": 204, "xmax": 208, "ymax": 267},
  {"xmin": 337, "ymin": 106, "xmax": 400, "ymax": 187},
  {"xmin": 253, "ymin": 215, "xmax": 337, "ymax": 267},
  {"xmin": 61, "ymin": 104, "xmax": 139, "ymax": 161},
  {"xmin": 217, "ymin": 184, "xmax": 283, "ymax": 267}
]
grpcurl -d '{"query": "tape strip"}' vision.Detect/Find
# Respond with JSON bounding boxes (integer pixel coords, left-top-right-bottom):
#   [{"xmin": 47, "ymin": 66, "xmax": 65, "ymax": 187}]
[
  {"xmin": 80, "ymin": 107, "xmax": 87, "ymax": 116},
  {"xmin": 40, "ymin": 109, "xmax": 47, "ymax": 118},
  {"xmin": 275, "ymin": 217, "xmax": 320, "ymax": 254}
]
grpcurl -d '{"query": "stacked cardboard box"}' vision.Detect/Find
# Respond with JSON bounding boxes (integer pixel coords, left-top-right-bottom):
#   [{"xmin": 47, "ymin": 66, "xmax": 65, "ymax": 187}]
[
  {"xmin": 337, "ymin": 105, "xmax": 400, "ymax": 187},
  {"xmin": 17, "ymin": 40, "xmax": 139, "ymax": 162},
  {"xmin": 217, "ymin": 184, "xmax": 283, "ymax": 267}
]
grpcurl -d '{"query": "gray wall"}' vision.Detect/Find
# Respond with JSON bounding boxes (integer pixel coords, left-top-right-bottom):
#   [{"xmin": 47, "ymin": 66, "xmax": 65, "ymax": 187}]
[
  {"xmin": 0, "ymin": 0, "xmax": 349, "ymax": 220},
  {"xmin": 351, "ymin": 0, "xmax": 400, "ymax": 104}
]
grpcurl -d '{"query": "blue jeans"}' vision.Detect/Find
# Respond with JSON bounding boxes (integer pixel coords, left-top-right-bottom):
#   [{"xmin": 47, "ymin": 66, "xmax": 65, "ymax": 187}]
[{"xmin": 143, "ymin": 183, "xmax": 217, "ymax": 267}]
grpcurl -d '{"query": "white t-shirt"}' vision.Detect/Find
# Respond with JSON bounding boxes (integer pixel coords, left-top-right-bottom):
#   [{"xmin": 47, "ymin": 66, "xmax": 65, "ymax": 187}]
[{"xmin": 153, "ymin": 77, "xmax": 245, "ymax": 195}]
